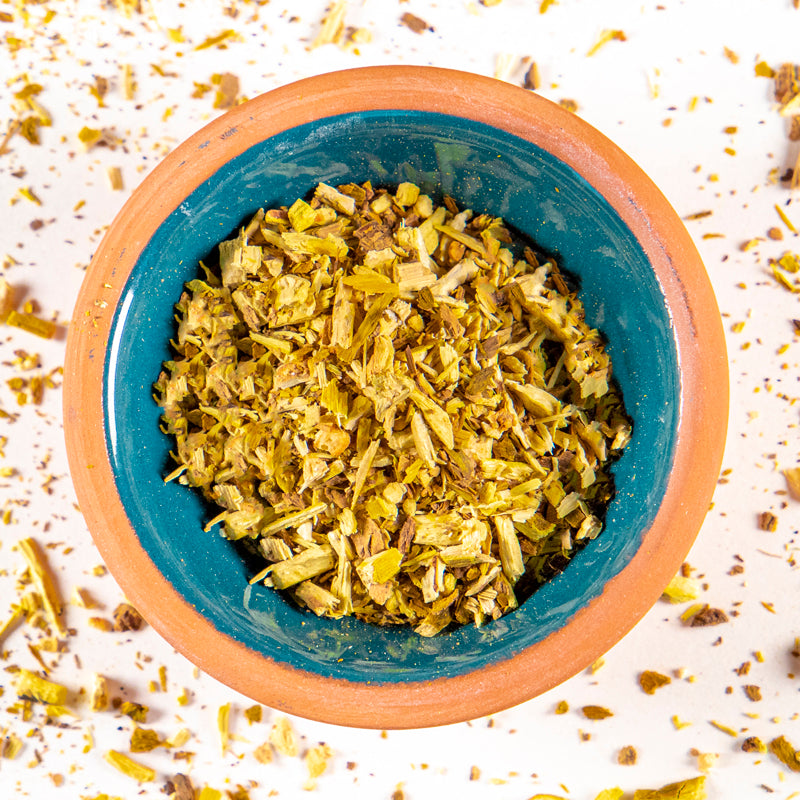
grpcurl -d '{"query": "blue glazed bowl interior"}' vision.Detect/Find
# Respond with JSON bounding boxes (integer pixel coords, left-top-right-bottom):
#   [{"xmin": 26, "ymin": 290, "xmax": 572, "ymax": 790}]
[{"xmin": 105, "ymin": 110, "xmax": 679, "ymax": 682}]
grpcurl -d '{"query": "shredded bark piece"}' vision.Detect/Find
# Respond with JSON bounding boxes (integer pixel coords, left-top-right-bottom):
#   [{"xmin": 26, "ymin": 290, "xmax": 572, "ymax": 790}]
[
  {"xmin": 400, "ymin": 12, "xmax": 430, "ymax": 33},
  {"xmin": 164, "ymin": 774, "xmax": 195, "ymax": 800},
  {"xmin": 689, "ymin": 605, "xmax": 728, "ymax": 626}
]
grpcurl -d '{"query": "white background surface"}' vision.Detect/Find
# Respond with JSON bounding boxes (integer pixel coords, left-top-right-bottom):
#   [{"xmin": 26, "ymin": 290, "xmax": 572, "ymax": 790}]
[{"xmin": 1, "ymin": 1, "xmax": 800, "ymax": 798}]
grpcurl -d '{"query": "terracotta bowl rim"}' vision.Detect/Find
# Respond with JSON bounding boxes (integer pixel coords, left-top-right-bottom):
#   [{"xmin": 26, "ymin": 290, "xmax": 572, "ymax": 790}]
[{"xmin": 63, "ymin": 65, "xmax": 728, "ymax": 729}]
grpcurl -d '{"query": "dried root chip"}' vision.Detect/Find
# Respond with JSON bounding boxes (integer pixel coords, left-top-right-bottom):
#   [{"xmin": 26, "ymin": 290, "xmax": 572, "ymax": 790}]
[
  {"xmin": 1, "ymin": 731, "xmax": 24, "ymax": 759},
  {"xmin": 661, "ymin": 574, "xmax": 700, "ymax": 603},
  {"xmin": 758, "ymin": 511, "xmax": 778, "ymax": 531},
  {"xmin": 113, "ymin": 602, "xmax": 145, "ymax": 631},
  {"xmin": 312, "ymin": 1, "xmax": 348, "ymax": 48},
  {"xmin": 617, "ymin": 746, "xmax": 637, "ymax": 765},
  {"xmin": 784, "ymin": 467, "xmax": 800, "ymax": 500},
  {"xmin": 6, "ymin": 310, "xmax": 57, "ymax": 339},
  {"xmin": 594, "ymin": 791, "xmax": 623, "ymax": 800},
  {"xmin": 632, "ymin": 776, "xmax": 706, "ymax": 800},
  {"xmin": 120, "ymin": 701, "xmax": 148, "ymax": 722},
  {"xmin": 582, "ymin": 705, "xmax": 613, "ymax": 720},
  {"xmin": 639, "ymin": 670, "xmax": 671, "ymax": 695},
  {"xmin": 16, "ymin": 669, "xmax": 68, "ymax": 705},
  {"xmin": 769, "ymin": 735, "xmax": 800, "ymax": 771},
  {"xmin": 155, "ymin": 181, "xmax": 631, "ymax": 634},
  {"xmin": 304, "ymin": 743, "xmax": 334, "ymax": 789},
  {"xmin": 106, "ymin": 166, "xmax": 124, "ymax": 191},
  {"xmin": 104, "ymin": 750, "xmax": 156, "ymax": 782},
  {"xmin": 253, "ymin": 742, "xmax": 273, "ymax": 763},
  {"xmin": 269, "ymin": 716, "xmax": 298, "ymax": 757},
  {"xmin": 90, "ymin": 673, "xmax": 109, "ymax": 711},
  {"xmin": 212, "ymin": 72, "xmax": 239, "ymax": 110},
  {"xmin": 131, "ymin": 727, "xmax": 163, "ymax": 753},
  {"xmin": 742, "ymin": 736, "xmax": 766, "ymax": 753},
  {"xmin": 743, "ymin": 684, "xmax": 762, "ymax": 702},
  {"xmin": 0, "ymin": 278, "xmax": 14, "ymax": 322}
]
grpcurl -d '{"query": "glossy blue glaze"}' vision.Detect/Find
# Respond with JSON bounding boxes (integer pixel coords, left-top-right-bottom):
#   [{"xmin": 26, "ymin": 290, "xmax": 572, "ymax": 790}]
[{"xmin": 104, "ymin": 110, "xmax": 679, "ymax": 682}]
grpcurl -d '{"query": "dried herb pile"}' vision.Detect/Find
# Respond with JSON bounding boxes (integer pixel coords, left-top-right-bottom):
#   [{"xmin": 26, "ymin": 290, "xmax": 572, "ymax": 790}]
[{"xmin": 155, "ymin": 181, "xmax": 631, "ymax": 636}]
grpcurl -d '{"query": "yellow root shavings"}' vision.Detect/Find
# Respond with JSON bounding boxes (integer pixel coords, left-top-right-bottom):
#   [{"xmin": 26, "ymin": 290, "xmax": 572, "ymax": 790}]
[
  {"xmin": 709, "ymin": 720, "xmax": 738, "ymax": 737},
  {"xmin": 6, "ymin": 80, "xmax": 52, "ymax": 150},
  {"xmin": 155, "ymin": 181, "xmax": 631, "ymax": 634},
  {"xmin": 18, "ymin": 186, "xmax": 41, "ymax": 205},
  {"xmin": 218, "ymin": 703, "xmax": 231, "ymax": 755},
  {"xmin": 194, "ymin": 30, "xmax": 239, "ymax": 51},
  {"xmin": 586, "ymin": 29, "xmax": 627, "ymax": 57},
  {"xmin": 103, "ymin": 750, "xmax": 157, "ymax": 782},
  {"xmin": 18, "ymin": 538, "xmax": 66, "ymax": 637}
]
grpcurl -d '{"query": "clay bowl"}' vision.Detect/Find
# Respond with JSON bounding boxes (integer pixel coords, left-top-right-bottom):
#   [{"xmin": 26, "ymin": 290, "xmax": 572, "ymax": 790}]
[{"xmin": 64, "ymin": 66, "xmax": 728, "ymax": 729}]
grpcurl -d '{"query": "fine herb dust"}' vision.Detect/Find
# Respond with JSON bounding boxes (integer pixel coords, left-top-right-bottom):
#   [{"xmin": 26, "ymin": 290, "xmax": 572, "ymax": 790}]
[{"xmin": 154, "ymin": 181, "xmax": 632, "ymax": 637}]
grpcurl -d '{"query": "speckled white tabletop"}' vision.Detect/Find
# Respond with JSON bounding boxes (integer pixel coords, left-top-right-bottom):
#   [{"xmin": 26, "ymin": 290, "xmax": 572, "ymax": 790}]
[{"xmin": 2, "ymin": 2, "xmax": 800, "ymax": 798}]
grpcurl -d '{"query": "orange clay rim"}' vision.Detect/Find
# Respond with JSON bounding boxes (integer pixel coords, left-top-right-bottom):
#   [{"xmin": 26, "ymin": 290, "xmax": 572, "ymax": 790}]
[{"xmin": 64, "ymin": 66, "xmax": 728, "ymax": 729}]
